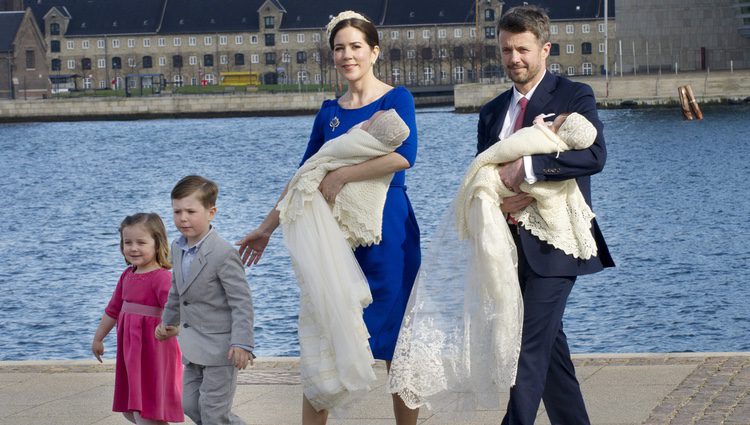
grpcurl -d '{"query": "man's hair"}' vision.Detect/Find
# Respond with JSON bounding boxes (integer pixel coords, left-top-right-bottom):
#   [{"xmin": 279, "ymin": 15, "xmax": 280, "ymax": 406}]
[
  {"xmin": 497, "ymin": 5, "xmax": 551, "ymax": 45},
  {"xmin": 171, "ymin": 175, "xmax": 218, "ymax": 208}
]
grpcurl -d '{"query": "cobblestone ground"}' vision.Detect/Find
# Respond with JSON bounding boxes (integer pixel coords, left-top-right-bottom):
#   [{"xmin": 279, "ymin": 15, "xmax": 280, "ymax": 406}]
[{"xmin": 641, "ymin": 356, "xmax": 750, "ymax": 425}]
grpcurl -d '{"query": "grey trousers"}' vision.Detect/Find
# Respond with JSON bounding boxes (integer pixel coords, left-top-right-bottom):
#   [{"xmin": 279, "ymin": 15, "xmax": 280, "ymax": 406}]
[{"xmin": 183, "ymin": 362, "xmax": 245, "ymax": 425}]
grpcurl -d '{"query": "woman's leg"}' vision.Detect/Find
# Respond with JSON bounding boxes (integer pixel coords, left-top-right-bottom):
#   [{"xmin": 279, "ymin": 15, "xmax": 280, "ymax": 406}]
[
  {"xmin": 302, "ymin": 394, "xmax": 328, "ymax": 425},
  {"xmin": 387, "ymin": 361, "xmax": 419, "ymax": 425}
]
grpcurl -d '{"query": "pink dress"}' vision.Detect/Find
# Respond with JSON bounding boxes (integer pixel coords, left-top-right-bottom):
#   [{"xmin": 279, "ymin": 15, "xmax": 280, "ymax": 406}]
[{"xmin": 105, "ymin": 267, "xmax": 184, "ymax": 422}]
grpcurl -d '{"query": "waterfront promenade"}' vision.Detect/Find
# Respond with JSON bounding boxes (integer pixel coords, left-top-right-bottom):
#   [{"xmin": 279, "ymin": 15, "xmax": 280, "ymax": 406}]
[{"xmin": 1, "ymin": 353, "xmax": 749, "ymax": 425}]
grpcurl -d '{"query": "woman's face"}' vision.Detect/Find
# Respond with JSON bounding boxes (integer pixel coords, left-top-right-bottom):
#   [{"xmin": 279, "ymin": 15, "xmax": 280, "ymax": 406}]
[{"xmin": 332, "ymin": 26, "xmax": 380, "ymax": 83}]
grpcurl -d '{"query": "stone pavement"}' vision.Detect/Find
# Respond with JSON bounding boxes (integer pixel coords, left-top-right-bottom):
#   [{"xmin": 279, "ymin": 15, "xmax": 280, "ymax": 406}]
[{"xmin": 1, "ymin": 353, "xmax": 749, "ymax": 425}]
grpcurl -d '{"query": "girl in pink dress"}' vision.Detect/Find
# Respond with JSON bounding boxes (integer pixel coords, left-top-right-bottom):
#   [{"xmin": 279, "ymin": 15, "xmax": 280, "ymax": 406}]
[{"xmin": 92, "ymin": 213, "xmax": 183, "ymax": 424}]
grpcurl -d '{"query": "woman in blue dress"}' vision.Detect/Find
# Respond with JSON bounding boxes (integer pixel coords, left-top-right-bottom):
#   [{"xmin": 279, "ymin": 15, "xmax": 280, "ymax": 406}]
[{"xmin": 237, "ymin": 10, "xmax": 421, "ymax": 425}]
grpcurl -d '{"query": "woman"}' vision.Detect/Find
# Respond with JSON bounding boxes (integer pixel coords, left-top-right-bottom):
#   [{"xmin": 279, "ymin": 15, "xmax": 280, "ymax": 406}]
[{"xmin": 237, "ymin": 10, "xmax": 421, "ymax": 425}]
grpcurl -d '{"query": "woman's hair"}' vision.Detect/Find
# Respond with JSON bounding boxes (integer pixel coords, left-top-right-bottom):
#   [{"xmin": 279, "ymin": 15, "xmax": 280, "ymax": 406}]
[
  {"xmin": 497, "ymin": 5, "xmax": 551, "ymax": 45},
  {"xmin": 327, "ymin": 12, "xmax": 379, "ymax": 50},
  {"xmin": 119, "ymin": 213, "xmax": 171, "ymax": 269}
]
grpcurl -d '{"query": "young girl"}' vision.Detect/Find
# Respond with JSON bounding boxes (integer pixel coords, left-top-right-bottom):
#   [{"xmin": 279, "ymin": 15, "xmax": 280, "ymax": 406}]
[{"xmin": 92, "ymin": 213, "xmax": 183, "ymax": 425}]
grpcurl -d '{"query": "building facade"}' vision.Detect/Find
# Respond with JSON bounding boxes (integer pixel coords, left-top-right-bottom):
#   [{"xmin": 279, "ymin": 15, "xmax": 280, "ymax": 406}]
[
  {"xmin": 0, "ymin": 8, "xmax": 49, "ymax": 99},
  {"xmin": 25, "ymin": 0, "xmax": 615, "ymax": 91}
]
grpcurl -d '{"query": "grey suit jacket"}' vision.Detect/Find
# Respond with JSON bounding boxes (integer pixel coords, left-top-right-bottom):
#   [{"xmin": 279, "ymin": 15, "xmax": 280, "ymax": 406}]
[{"xmin": 162, "ymin": 230, "xmax": 255, "ymax": 366}]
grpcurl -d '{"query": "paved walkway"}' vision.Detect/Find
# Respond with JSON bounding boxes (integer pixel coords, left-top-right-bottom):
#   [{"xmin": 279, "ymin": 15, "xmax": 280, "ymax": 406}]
[{"xmin": 1, "ymin": 353, "xmax": 749, "ymax": 425}]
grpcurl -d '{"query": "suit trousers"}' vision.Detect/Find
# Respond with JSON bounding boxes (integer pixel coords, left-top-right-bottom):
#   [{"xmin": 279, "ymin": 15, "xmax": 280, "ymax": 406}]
[
  {"xmin": 183, "ymin": 362, "xmax": 245, "ymax": 425},
  {"xmin": 502, "ymin": 230, "xmax": 590, "ymax": 425}
]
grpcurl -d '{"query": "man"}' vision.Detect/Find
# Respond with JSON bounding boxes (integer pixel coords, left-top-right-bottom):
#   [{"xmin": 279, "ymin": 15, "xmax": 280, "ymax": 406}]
[{"xmin": 476, "ymin": 5, "xmax": 615, "ymax": 424}]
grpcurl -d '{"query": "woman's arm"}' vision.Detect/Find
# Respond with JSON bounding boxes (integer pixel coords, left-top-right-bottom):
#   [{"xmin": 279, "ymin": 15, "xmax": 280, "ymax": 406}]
[
  {"xmin": 236, "ymin": 181, "xmax": 289, "ymax": 266},
  {"xmin": 318, "ymin": 153, "xmax": 409, "ymax": 203}
]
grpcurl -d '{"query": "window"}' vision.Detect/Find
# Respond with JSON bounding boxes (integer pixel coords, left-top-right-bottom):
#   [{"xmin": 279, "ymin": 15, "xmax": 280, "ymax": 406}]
[
  {"xmin": 599, "ymin": 42, "xmax": 605, "ymax": 53},
  {"xmin": 24, "ymin": 50, "xmax": 35, "ymax": 69},
  {"xmin": 485, "ymin": 26, "xmax": 496, "ymax": 39},
  {"xmin": 582, "ymin": 62, "xmax": 593, "ymax": 75},
  {"xmin": 81, "ymin": 57, "xmax": 91, "ymax": 70},
  {"xmin": 421, "ymin": 47, "xmax": 432, "ymax": 60},
  {"xmin": 550, "ymin": 43, "xmax": 560, "ymax": 56},
  {"xmin": 204, "ymin": 36, "xmax": 212, "ymax": 46},
  {"xmin": 158, "ymin": 37, "xmax": 165, "ymax": 47},
  {"xmin": 390, "ymin": 48, "xmax": 401, "ymax": 61},
  {"xmin": 423, "ymin": 66, "xmax": 433, "ymax": 84},
  {"xmin": 189, "ymin": 56, "xmax": 197, "ymax": 65},
  {"xmin": 264, "ymin": 16, "xmax": 274, "ymax": 28},
  {"xmin": 550, "ymin": 25, "xmax": 558, "ymax": 35},
  {"xmin": 485, "ymin": 45, "xmax": 496, "ymax": 58},
  {"xmin": 438, "ymin": 48, "xmax": 447, "ymax": 58},
  {"xmin": 282, "ymin": 52, "xmax": 290, "ymax": 63},
  {"xmin": 203, "ymin": 54, "xmax": 214, "ymax": 67},
  {"xmin": 549, "ymin": 63, "xmax": 561, "ymax": 74},
  {"xmin": 391, "ymin": 30, "xmax": 399, "ymax": 40},
  {"xmin": 469, "ymin": 28, "xmax": 476, "ymax": 38},
  {"xmin": 251, "ymin": 54, "xmax": 259, "ymax": 64},
  {"xmin": 485, "ymin": 9, "xmax": 495, "ymax": 21},
  {"xmin": 235, "ymin": 53, "xmax": 245, "ymax": 65},
  {"xmin": 173, "ymin": 74, "xmax": 183, "ymax": 87},
  {"xmin": 281, "ymin": 34, "xmax": 289, "ymax": 44},
  {"xmin": 453, "ymin": 66, "xmax": 464, "ymax": 83},
  {"xmin": 97, "ymin": 58, "xmax": 105, "ymax": 68},
  {"xmin": 392, "ymin": 68, "xmax": 400, "ymax": 84},
  {"xmin": 67, "ymin": 40, "xmax": 75, "ymax": 50},
  {"xmin": 172, "ymin": 55, "xmax": 182, "ymax": 68},
  {"xmin": 314, "ymin": 73, "xmax": 321, "ymax": 83},
  {"xmin": 567, "ymin": 66, "xmax": 576, "ymax": 76},
  {"xmin": 297, "ymin": 33, "xmax": 305, "ymax": 43},
  {"xmin": 127, "ymin": 57, "xmax": 135, "ymax": 67},
  {"xmin": 265, "ymin": 52, "xmax": 275, "ymax": 64},
  {"xmin": 82, "ymin": 40, "xmax": 90, "ymax": 49},
  {"xmin": 112, "ymin": 39, "xmax": 120, "ymax": 48},
  {"xmin": 220, "ymin": 55, "xmax": 227, "ymax": 64},
  {"xmin": 581, "ymin": 42, "xmax": 592, "ymax": 55},
  {"xmin": 219, "ymin": 35, "xmax": 227, "ymax": 45},
  {"xmin": 159, "ymin": 57, "xmax": 166, "ymax": 66},
  {"xmin": 265, "ymin": 34, "xmax": 275, "ymax": 46},
  {"xmin": 566, "ymin": 24, "xmax": 574, "ymax": 34},
  {"xmin": 99, "ymin": 80, "xmax": 107, "ymax": 89},
  {"xmin": 296, "ymin": 51, "xmax": 307, "ymax": 63},
  {"xmin": 97, "ymin": 39, "xmax": 105, "ymax": 49},
  {"xmin": 407, "ymin": 71, "xmax": 416, "ymax": 85},
  {"xmin": 438, "ymin": 29, "xmax": 446, "ymax": 39},
  {"xmin": 598, "ymin": 23, "xmax": 606, "ymax": 33},
  {"xmin": 582, "ymin": 24, "xmax": 590, "ymax": 34},
  {"xmin": 51, "ymin": 59, "xmax": 61, "ymax": 71},
  {"xmin": 191, "ymin": 77, "xmax": 198, "ymax": 86},
  {"xmin": 313, "ymin": 52, "xmax": 320, "ymax": 62},
  {"xmin": 422, "ymin": 29, "xmax": 430, "ymax": 39},
  {"xmin": 111, "ymin": 57, "xmax": 121, "ymax": 69},
  {"xmin": 141, "ymin": 38, "xmax": 149, "ymax": 48},
  {"xmin": 235, "ymin": 35, "xmax": 243, "ymax": 44},
  {"xmin": 406, "ymin": 30, "xmax": 415, "ymax": 39},
  {"xmin": 187, "ymin": 37, "xmax": 195, "ymax": 46},
  {"xmin": 441, "ymin": 70, "xmax": 448, "ymax": 82},
  {"xmin": 250, "ymin": 35, "xmax": 258, "ymax": 44},
  {"xmin": 127, "ymin": 39, "xmax": 135, "ymax": 48},
  {"xmin": 51, "ymin": 40, "xmax": 60, "ymax": 53},
  {"xmin": 84, "ymin": 78, "xmax": 92, "ymax": 89},
  {"xmin": 50, "ymin": 23, "xmax": 60, "ymax": 35},
  {"xmin": 143, "ymin": 56, "xmax": 153, "ymax": 68},
  {"xmin": 454, "ymin": 28, "xmax": 462, "ymax": 38},
  {"xmin": 297, "ymin": 70, "xmax": 307, "ymax": 83},
  {"xmin": 407, "ymin": 50, "xmax": 416, "ymax": 59},
  {"xmin": 453, "ymin": 46, "xmax": 464, "ymax": 59},
  {"xmin": 312, "ymin": 33, "xmax": 320, "ymax": 42},
  {"xmin": 566, "ymin": 44, "xmax": 574, "ymax": 54}
]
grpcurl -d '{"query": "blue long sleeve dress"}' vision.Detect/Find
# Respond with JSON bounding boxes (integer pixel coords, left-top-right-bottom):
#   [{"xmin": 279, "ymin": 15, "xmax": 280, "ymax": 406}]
[{"xmin": 300, "ymin": 86, "xmax": 421, "ymax": 361}]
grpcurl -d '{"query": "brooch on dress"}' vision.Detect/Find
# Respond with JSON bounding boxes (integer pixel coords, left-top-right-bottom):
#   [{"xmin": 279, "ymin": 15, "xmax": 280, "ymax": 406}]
[{"xmin": 329, "ymin": 116, "xmax": 340, "ymax": 131}]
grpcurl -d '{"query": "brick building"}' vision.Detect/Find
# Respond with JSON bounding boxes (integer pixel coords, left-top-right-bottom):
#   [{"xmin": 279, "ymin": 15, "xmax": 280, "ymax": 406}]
[{"xmin": 0, "ymin": 7, "xmax": 49, "ymax": 99}]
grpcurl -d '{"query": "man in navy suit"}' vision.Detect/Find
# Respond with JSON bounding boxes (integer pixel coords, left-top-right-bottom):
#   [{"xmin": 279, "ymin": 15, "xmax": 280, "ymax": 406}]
[{"xmin": 477, "ymin": 5, "xmax": 615, "ymax": 424}]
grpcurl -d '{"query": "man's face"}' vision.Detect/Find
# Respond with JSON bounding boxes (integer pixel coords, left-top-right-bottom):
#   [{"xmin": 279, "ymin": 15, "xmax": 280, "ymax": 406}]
[{"xmin": 499, "ymin": 30, "xmax": 550, "ymax": 93}]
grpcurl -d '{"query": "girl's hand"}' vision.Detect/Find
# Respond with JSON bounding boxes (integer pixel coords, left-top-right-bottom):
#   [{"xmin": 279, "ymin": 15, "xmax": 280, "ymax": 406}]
[
  {"xmin": 236, "ymin": 228, "xmax": 271, "ymax": 267},
  {"xmin": 318, "ymin": 168, "xmax": 348, "ymax": 204},
  {"xmin": 92, "ymin": 340, "xmax": 104, "ymax": 363}
]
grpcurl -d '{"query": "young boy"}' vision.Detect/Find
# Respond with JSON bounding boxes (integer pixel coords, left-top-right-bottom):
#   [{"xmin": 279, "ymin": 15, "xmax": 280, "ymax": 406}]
[{"xmin": 156, "ymin": 175, "xmax": 254, "ymax": 425}]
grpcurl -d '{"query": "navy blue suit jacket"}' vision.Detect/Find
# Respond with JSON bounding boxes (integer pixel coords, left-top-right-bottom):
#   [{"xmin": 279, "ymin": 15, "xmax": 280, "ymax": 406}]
[{"xmin": 477, "ymin": 72, "xmax": 615, "ymax": 277}]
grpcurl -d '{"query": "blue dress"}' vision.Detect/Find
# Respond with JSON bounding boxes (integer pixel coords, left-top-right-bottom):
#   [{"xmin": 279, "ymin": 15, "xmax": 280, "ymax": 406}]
[{"xmin": 300, "ymin": 86, "xmax": 421, "ymax": 360}]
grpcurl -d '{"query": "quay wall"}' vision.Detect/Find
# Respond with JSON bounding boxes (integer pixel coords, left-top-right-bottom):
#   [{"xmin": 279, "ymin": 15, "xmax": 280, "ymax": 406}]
[{"xmin": 455, "ymin": 70, "xmax": 750, "ymax": 112}]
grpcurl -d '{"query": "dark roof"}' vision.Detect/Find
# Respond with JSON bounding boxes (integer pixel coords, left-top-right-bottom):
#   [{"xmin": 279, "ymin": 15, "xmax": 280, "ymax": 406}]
[
  {"xmin": 503, "ymin": 0, "xmax": 615, "ymax": 20},
  {"xmin": 384, "ymin": 1, "xmax": 476, "ymax": 26},
  {"xmin": 279, "ymin": 0, "xmax": 384, "ymax": 30},
  {"xmin": 27, "ymin": 0, "xmax": 165, "ymax": 35},
  {"xmin": 160, "ymin": 0, "xmax": 260, "ymax": 34},
  {"xmin": 0, "ymin": 11, "xmax": 24, "ymax": 51}
]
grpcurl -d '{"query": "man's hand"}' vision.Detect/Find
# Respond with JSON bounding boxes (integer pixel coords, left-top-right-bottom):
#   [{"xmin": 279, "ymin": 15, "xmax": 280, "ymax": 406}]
[
  {"xmin": 498, "ymin": 158, "xmax": 525, "ymax": 193},
  {"xmin": 501, "ymin": 193, "xmax": 534, "ymax": 215},
  {"xmin": 228, "ymin": 347, "xmax": 252, "ymax": 370}
]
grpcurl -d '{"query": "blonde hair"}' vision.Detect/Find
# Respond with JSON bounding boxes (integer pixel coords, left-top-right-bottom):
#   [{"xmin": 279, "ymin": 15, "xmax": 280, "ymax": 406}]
[{"xmin": 119, "ymin": 213, "xmax": 172, "ymax": 269}]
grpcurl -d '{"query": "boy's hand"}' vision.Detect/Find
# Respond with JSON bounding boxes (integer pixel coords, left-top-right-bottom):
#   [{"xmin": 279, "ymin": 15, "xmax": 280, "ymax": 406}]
[
  {"xmin": 92, "ymin": 340, "xmax": 104, "ymax": 363},
  {"xmin": 155, "ymin": 323, "xmax": 179, "ymax": 340},
  {"xmin": 228, "ymin": 347, "xmax": 252, "ymax": 369}
]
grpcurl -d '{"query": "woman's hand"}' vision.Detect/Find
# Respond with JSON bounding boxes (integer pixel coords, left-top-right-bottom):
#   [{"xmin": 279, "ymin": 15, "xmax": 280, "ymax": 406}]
[
  {"xmin": 92, "ymin": 340, "xmax": 104, "ymax": 363},
  {"xmin": 500, "ymin": 193, "xmax": 534, "ymax": 214},
  {"xmin": 319, "ymin": 168, "xmax": 349, "ymax": 203},
  {"xmin": 236, "ymin": 227, "xmax": 272, "ymax": 266}
]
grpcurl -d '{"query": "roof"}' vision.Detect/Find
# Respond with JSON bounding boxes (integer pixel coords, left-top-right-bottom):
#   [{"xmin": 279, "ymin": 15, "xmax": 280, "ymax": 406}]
[
  {"xmin": 0, "ymin": 11, "xmax": 24, "ymax": 52},
  {"xmin": 383, "ymin": 0, "xmax": 476, "ymax": 26},
  {"xmin": 503, "ymin": 0, "xmax": 615, "ymax": 20},
  {"xmin": 28, "ymin": 0, "xmax": 165, "ymax": 35}
]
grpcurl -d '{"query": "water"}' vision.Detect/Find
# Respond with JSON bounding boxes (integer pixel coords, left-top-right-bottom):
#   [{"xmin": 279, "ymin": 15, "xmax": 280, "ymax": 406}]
[{"xmin": 1, "ymin": 104, "xmax": 748, "ymax": 360}]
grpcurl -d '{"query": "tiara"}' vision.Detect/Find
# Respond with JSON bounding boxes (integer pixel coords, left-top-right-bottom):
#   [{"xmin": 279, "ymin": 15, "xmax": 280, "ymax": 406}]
[{"xmin": 325, "ymin": 10, "xmax": 370, "ymax": 39}]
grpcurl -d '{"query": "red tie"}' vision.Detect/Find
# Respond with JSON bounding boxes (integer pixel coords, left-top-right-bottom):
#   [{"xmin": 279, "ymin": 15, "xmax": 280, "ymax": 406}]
[{"xmin": 512, "ymin": 97, "xmax": 528, "ymax": 133}]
